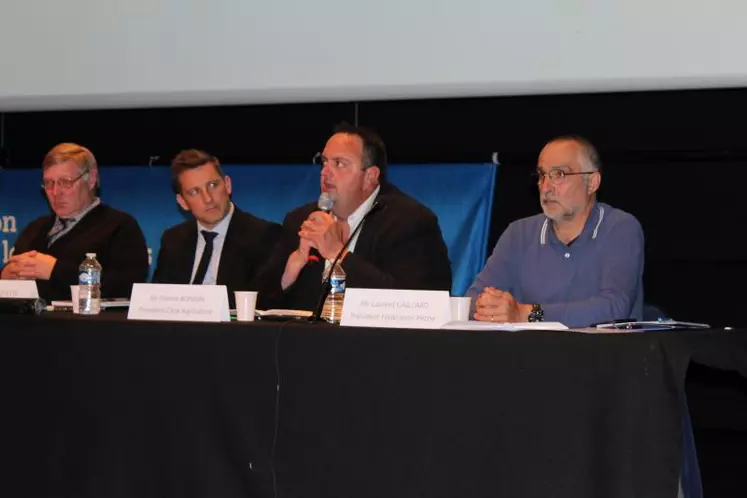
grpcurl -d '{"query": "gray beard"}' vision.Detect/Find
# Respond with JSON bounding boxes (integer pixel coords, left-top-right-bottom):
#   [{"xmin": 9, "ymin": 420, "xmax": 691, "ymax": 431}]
[{"xmin": 541, "ymin": 202, "xmax": 574, "ymax": 221}]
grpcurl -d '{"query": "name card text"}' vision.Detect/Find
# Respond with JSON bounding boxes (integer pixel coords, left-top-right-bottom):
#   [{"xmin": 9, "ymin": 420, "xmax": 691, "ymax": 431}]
[
  {"xmin": 341, "ymin": 288, "xmax": 450, "ymax": 329},
  {"xmin": 0, "ymin": 280, "xmax": 39, "ymax": 299},
  {"xmin": 128, "ymin": 283, "xmax": 230, "ymax": 322}
]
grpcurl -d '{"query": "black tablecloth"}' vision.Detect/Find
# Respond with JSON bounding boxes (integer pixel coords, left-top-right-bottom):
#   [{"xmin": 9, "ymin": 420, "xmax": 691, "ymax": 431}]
[{"xmin": 1, "ymin": 312, "xmax": 745, "ymax": 498}]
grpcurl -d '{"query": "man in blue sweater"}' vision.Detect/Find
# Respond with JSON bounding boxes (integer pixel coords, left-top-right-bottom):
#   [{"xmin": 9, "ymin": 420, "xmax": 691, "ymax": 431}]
[
  {"xmin": 466, "ymin": 135, "xmax": 644, "ymax": 328},
  {"xmin": 467, "ymin": 136, "xmax": 701, "ymax": 497}
]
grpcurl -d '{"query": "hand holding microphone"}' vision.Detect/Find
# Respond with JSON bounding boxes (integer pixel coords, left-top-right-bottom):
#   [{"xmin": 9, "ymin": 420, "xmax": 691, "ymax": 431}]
[
  {"xmin": 305, "ymin": 192, "xmax": 333, "ymax": 264},
  {"xmin": 300, "ymin": 219, "xmax": 348, "ymax": 261},
  {"xmin": 301, "ymin": 193, "xmax": 348, "ymax": 261},
  {"xmin": 281, "ymin": 193, "xmax": 342, "ymax": 290}
]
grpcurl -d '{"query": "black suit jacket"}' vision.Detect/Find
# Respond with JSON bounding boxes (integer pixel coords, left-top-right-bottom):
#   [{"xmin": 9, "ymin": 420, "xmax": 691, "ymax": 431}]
[
  {"xmin": 2, "ymin": 204, "xmax": 149, "ymax": 302},
  {"xmin": 256, "ymin": 183, "xmax": 452, "ymax": 311},
  {"xmin": 152, "ymin": 206, "xmax": 282, "ymax": 305}
]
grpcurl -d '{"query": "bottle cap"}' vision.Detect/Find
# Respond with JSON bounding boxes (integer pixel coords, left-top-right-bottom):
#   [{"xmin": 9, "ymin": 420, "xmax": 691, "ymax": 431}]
[{"xmin": 86, "ymin": 253, "xmax": 96, "ymax": 258}]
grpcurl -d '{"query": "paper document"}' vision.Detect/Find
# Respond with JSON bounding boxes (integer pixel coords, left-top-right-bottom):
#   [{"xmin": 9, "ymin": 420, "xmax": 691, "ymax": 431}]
[
  {"xmin": 595, "ymin": 320, "xmax": 710, "ymax": 331},
  {"xmin": 440, "ymin": 321, "xmax": 569, "ymax": 331},
  {"xmin": 255, "ymin": 309, "xmax": 313, "ymax": 319}
]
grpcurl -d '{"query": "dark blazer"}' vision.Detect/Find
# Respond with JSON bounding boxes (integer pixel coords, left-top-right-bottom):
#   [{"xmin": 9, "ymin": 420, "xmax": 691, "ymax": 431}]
[
  {"xmin": 152, "ymin": 206, "xmax": 282, "ymax": 305},
  {"xmin": 3, "ymin": 204, "xmax": 149, "ymax": 302},
  {"xmin": 256, "ymin": 183, "xmax": 452, "ymax": 311}
]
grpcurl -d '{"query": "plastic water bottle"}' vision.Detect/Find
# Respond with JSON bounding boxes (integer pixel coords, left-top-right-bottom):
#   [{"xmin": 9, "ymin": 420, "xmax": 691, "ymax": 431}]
[
  {"xmin": 321, "ymin": 261, "xmax": 346, "ymax": 324},
  {"xmin": 78, "ymin": 253, "xmax": 102, "ymax": 315}
]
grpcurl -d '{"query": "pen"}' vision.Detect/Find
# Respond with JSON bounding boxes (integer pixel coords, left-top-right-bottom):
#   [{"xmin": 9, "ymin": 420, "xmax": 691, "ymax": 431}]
[{"xmin": 588, "ymin": 318, "xmax": 635, "ymax": 327}]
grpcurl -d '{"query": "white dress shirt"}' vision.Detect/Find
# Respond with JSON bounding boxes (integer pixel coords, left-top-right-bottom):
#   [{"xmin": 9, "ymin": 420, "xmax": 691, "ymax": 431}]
[{"xmin": 324, "ymin": 186, "xmax": 380, "ymax": 274}]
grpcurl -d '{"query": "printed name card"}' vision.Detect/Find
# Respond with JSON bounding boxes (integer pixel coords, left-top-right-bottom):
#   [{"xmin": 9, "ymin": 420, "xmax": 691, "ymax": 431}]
[
  {"xmin": 128, "ymin": 283, "xmax": 230, "ymax": 322},
  {"xmin": 340, "ymin": 288, "xmax": 450, "ymax": 329},
  {"xmin": 0, "ymin": 280, "xmax": 40, "ymax": 299}
]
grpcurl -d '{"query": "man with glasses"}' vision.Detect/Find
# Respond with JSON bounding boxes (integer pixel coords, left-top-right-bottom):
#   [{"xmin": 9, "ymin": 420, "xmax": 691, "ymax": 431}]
[
  {"xmin": 256, "ymin": 122, "xmax": 451, "ymax": 311},
  {"xmin": 151, "ymin": 149, "xmax": 282, "ymax": 305},
  {"xmin": 0, "ymin": 143, "xmax": 149, "ymax": 301},
  {"xmin": 465, "ymin": 135, "xmax": 644, "ymax": 328}
]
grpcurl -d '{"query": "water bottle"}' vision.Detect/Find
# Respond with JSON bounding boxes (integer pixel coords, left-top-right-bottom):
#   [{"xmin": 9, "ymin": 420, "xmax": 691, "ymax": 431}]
[
  {"xmin": 321, "ymin": 261, "xmax": 346, "ymax": 324},
  {"xmin": 78, "ymin": 253, "xmax": 102, "ymax": 315}
]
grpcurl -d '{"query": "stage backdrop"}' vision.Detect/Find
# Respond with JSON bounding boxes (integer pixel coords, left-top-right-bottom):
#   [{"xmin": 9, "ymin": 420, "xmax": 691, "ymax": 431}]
[{"xmin": 0, "ymin": 164, "xmax": 496, "ymax": 295}]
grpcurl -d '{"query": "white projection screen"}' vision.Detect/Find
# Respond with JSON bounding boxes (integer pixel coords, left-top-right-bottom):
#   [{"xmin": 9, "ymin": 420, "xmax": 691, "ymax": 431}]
[{"xmin": 1, "ymin": 0, "xmax": 746, "ymax": 111}]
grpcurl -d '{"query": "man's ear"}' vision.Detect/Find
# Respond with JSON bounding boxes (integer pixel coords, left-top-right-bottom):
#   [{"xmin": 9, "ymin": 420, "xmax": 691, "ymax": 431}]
[
  {"xmin": 87, "ymin": 169, "xmax": 99, "ymax": 190},
  {"xmin": 365, "ymin": 166, "xmax": 380, "ymax": 188},
  {"xmin": 587, "ymin": 170, "xmax": 601, "ymax": 196},
  {"xmin": 224, "ymin": 175, "xmax": 232, "ymax": 196},
  {"xmin": 176, "ymin": 193, "xmax": 189, "ymax": 212}
]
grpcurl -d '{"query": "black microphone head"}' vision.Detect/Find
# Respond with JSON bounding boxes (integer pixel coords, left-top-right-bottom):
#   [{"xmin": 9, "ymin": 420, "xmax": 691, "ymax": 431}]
[{"xmin": 318, "ymin": 192, "xmax": 334, "ymax": 212}]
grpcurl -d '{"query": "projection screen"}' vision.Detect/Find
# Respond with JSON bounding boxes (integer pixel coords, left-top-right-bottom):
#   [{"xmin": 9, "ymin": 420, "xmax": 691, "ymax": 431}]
[{"xmin": 0, "ymin": 0, "xmax": 745, "ymax": 111}]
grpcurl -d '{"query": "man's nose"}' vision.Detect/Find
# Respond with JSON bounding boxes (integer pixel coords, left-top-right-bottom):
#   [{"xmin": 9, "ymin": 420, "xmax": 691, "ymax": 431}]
[{"xmin": 320, "ymin": 163, "xmax": 333, "ymax": 179}]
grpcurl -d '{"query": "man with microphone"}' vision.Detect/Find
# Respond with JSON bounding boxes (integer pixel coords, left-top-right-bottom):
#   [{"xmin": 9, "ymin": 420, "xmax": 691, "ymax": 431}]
[{"xmin": 256, "ymin": 122, "xmax": 452, "ymax": 310}]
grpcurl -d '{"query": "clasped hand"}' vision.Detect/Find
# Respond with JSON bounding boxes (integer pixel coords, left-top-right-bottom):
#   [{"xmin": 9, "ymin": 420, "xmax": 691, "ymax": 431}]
[
  {"xmin": 298, "ymin": 211, "xmax": 349, "ymax": 260},
  {"xmin": 1, "ymin": 251, "xmax": 57, "ymax": 280},
  {"xmin": 281, "ymin": 211, "xmax": 349, "ymax": 290},
  {"xmin": 473, "ymin": 287, "xmax": 531, "ymax": 323}
]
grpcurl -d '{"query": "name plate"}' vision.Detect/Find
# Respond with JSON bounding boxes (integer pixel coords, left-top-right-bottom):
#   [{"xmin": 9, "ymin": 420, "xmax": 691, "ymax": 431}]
[
  {"xmin": 340, "ymin": 288, "xmax": 450, "ymax": 329},
  {"xmin": 0, "ymin": 280, "xmax": 40, "ymax": 299},
  {"xmin": 127, "ymin": 283, "xmax": 230, "ymax": 322}
]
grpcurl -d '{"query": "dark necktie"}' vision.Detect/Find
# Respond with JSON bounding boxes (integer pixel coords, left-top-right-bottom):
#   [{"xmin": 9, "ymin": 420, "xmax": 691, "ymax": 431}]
[
  {"xmin": 47, "ymin": 218, "xmax": 73, "ymax": 246},
  {"xmin": 191, "ymin": 230, "xmax": 218, "ymax": 285}
]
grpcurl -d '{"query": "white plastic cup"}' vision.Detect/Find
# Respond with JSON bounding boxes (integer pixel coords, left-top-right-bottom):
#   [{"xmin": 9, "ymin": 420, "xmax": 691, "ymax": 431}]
[
  {"xmin": 234, "ymin": 291, "xmax": 258, "ymax": 322},
  {"xmin": 70, "ymin": 285, "xmax": 80, "ymax": 314},
  {"xmin": 450, "ymin": 296, "xmax": 471, "ymax": 321}
]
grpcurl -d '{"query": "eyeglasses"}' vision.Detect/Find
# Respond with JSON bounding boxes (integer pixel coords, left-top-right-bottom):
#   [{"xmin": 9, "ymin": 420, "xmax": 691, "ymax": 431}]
[
  {"xmin": 41, "ymin": 170, "xmax": 88, "ymax": 191},
  {"xmin": 534, "ymin": 168, "xmax": 594, "ymax": 186}
]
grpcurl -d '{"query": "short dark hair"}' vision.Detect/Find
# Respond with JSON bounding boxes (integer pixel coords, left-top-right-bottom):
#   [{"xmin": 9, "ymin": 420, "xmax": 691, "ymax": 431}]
[
  {"xmin": 332, "ymin": 122, "xmax": 388, "ymax": 181},
  {"xmin": 170, "ymin": 149, "xmax": 225, "ymax": 193},
  {"xmin": 547, "ymin": 134, "xmax": 602, "ymax": 173}
]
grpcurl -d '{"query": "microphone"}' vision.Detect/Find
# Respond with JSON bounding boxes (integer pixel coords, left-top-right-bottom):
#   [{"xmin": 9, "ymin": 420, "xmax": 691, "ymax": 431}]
[
  {"xmin": 308, "ymin": 192, "xmax": 335, "ymax": 264},
  {"xmin": 0, "ymin": 298, "xmax": 47, "ymax": 315},
  {"xmin": 317, "ymin": 192, "xmax": 334, "ymax": 213},
  {"xmin": 310, "ymin": 198, "xmax": 385, "ymax": 322}
]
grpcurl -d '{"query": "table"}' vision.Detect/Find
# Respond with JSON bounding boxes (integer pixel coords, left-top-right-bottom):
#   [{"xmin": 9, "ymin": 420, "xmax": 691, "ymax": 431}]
[{"xmin": 1, "ymin": 312, "xmax": 745, "ymax": 498}]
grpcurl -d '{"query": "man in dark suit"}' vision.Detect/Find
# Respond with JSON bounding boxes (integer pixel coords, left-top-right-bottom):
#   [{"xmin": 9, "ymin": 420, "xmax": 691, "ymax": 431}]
[
  {"xmin": 257, "ymin": 123, "xmax": 452, "ymax": 311},
  {"xmin": 1, "ymin": 143, "xmax": 149, "ymax": 301},
  {"xmin": 152, "ymin": 149, "xmax": 282, "ymax": 305}
]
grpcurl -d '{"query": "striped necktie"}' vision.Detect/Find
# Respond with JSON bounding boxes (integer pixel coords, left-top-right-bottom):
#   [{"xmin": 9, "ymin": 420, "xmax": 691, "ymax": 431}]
[{"xmin": 47, "ymin": 218, "xmax": 74, "ymax": 246}]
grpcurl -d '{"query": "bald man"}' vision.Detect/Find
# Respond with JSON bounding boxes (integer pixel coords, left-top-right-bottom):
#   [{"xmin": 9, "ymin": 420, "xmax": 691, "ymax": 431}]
[{"xmin": 466, "ymin": 135, "xmax": 644, "ymax": 328}]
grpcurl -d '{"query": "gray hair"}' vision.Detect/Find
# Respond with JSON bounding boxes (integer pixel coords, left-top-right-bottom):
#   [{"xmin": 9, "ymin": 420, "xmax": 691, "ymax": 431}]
[
  {"xmin": 42, "ymin": 142, "xmax": 98, "ymax": 188},
  {"xmin": 547, "ymin": 135, "xmax": 601, "ymax": 183}
]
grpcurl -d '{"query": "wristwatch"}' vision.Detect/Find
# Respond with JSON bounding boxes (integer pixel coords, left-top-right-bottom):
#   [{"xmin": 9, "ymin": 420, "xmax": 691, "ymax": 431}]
[{"xmin": 528, "ymin": 304, "xmax": 544, "ymax": 322}]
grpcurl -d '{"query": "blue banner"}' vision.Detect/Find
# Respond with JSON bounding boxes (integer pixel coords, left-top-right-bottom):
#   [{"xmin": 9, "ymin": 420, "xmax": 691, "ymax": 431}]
[{"xmin": 0, "ymin": 164, "xmax": 496, "ymax": 295}]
